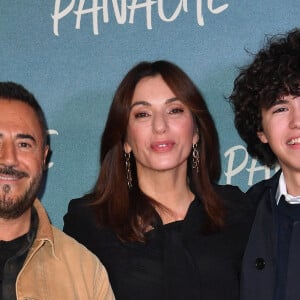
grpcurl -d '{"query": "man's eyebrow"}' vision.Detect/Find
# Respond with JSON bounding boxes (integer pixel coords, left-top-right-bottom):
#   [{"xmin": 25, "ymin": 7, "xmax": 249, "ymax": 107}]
[
  {"xmin": 16, "ymin": 133, "xmax": 37, "ymax": 143},
  {"xmin": 130, "ymin": 97, "xmax": 180, "ymax": 109}
]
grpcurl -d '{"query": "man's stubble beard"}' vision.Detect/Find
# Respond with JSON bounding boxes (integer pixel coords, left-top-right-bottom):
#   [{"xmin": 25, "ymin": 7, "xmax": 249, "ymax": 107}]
[{"xmin": 0, "ymin": 171, "xmax": 42, "ymax": 219}]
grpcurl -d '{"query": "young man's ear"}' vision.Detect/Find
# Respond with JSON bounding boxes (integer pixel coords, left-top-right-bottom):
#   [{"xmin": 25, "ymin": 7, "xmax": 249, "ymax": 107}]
[{"xmin": 257, "ymin": 131, "xmax": 268, "ymax": 144}]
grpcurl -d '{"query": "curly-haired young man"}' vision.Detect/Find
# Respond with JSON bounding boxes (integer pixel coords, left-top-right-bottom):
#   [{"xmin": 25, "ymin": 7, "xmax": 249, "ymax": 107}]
[{"xmin": 230, "ymin": 28, "xmax": 300, "ymax": 300}]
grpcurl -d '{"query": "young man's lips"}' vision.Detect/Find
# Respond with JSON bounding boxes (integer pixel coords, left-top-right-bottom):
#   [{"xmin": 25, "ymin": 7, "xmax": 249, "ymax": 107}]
[{"xmin": 287, "ymin": 137, "xmax": 300, "ymax": 145}]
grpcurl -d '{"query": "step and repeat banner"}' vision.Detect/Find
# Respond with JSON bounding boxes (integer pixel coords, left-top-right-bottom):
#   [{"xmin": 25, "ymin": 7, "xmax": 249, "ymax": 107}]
[{"xmin": 0, "ymin": 1, "xmax": 298, "ymax": 228}]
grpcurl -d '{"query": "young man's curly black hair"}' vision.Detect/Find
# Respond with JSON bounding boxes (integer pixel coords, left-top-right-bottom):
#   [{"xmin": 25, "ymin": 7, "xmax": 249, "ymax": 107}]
[{"xmin": 229, "ymin": 28, "xmax": 300, "ymax": 167}]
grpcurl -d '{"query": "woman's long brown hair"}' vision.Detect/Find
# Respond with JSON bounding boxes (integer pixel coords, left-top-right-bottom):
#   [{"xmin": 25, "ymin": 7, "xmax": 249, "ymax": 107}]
[{"xmin": 87, "ymin": 60, "xmax": 224, "ymax": 241}]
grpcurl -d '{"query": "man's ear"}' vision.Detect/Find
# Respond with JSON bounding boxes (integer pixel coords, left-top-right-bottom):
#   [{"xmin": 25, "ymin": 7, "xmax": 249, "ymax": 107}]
[
  {"xmin": 257, "ymin": 131, "xmax": 268, "ymax": 144},
  {"xmin": 43, "ymin": 145, "xmax": 50, "ymax": 170}
]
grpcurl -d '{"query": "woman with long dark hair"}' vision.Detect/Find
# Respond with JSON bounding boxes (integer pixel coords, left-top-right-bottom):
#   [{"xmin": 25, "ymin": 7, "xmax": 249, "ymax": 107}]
[{"xmin": 64, "ymin": 60, "xmax": 253, "ymax": 300}]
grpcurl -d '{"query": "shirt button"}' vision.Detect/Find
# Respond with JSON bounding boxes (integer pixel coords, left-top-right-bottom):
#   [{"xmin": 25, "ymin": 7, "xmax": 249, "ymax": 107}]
[{"xmin": 255, "ymin": 258, "xmax": 265, "ymax": 270}]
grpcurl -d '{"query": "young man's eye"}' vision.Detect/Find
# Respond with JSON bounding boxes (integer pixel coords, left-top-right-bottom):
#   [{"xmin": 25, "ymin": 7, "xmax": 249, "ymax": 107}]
[{"xmin": 273, "ymin": 107, "xmax": 287, "ymax": 113}]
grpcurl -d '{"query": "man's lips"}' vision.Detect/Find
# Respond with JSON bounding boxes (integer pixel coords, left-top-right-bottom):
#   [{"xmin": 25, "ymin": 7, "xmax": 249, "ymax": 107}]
[
  {"xmin": 0, "ymin": 167, "xmax": 29, "ymax": 180},
  {"xmin": 0, "ymin": 175, "xmax": 20, "ymax": 181}
]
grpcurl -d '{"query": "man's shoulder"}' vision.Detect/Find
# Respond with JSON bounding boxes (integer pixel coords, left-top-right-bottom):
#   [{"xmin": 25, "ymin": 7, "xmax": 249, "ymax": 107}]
[
  {"xmin": 50, "ymin": 226, "xmax": 109, "ymax": 274},
  {"xmin": 39, "ymin": 226, "xmax": 115, "ymax": 299}
]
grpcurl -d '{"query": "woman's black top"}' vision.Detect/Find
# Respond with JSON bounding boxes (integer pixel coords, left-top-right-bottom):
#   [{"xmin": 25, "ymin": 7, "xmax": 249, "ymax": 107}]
[{"xmin": 63, "ymin": 185, "xmax": 254, "ymax": 300}]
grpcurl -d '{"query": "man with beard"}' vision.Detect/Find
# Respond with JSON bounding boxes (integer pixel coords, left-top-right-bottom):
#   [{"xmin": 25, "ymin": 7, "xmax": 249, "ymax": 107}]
[{"xmin": 0, "ymin": 82, "xmax": 114, "ymax": 300}]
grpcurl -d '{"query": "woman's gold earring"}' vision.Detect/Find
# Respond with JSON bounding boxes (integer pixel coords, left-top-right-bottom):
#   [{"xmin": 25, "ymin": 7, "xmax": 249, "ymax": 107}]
[
  {"xmin": 125, "ymin": 152, "xmax": 133, "ymax": 188},
  {"xmin": 192, "ymin": 143, "xmax": 199, "ymax": 173}
]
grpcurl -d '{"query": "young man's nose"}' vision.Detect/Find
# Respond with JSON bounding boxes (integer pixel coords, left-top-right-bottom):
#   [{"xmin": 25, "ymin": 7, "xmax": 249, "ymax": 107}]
[{"xmin": 289, "ymin": 108, "xmax": 300, "ymax": 129}]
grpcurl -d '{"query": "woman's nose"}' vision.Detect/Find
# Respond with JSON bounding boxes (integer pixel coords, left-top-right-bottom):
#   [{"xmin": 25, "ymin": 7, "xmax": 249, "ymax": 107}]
[{"xmin": 152, "ymin": 113, "xmax": 167, "ymax": 134}]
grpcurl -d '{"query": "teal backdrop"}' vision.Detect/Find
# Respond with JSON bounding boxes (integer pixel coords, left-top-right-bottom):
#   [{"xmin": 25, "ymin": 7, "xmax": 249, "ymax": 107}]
[{"xmin": 0, "ymin": 0, "xmax": 298, "ymax": 228}]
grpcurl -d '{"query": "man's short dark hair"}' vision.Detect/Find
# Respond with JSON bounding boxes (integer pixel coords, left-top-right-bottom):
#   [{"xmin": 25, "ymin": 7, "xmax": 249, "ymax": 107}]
[{"xmin": 0, "ymin": 82, "xmax": 48, "ymax": 147}]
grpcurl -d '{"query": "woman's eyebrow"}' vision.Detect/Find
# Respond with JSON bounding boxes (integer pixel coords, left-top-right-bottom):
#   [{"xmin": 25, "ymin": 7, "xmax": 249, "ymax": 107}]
[
  {"xmin": 130, "ymin": 97, "xmax": 180, "ymax": 109},
  {"xmin": 130, "ymin": 101, "xmax": 150, "ymax": 109}
]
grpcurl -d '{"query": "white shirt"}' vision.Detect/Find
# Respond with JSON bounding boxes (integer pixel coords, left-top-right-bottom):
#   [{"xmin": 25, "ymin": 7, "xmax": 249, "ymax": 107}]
[{"xmin": 276, "ymin": 172, "xmax": 300, "ymax": 205}]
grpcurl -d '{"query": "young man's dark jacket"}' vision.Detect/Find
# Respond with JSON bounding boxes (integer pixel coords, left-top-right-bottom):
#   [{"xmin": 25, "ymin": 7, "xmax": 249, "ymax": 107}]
[{"xmin": 241, "ymin": 171, "xmax": 300, "ymax": 300}]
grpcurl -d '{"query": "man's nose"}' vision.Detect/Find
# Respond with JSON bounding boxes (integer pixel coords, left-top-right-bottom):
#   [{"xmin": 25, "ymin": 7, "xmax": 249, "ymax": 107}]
[{"xmin": 0, "ymin": 141, "xmax": 18, "ymax": 167}]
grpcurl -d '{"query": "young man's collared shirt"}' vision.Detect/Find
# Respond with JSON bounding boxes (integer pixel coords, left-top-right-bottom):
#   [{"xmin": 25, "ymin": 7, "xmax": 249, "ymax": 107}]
[{"xmin": 276, "ymin": 172, "xmax": 300, "ymax": 205}]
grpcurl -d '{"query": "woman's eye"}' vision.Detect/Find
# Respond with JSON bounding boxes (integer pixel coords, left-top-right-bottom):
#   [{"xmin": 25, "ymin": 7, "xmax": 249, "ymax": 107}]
[
  {"xmin": 134, "ymin": 112, "xmax": 150, "ymax": 118},
  {"xmin": 169, "ymin": 107, "xmax": 184, "ymax": 114}
]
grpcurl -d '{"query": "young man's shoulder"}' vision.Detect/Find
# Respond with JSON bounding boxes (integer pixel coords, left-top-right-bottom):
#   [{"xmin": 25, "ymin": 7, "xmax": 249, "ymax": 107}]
[{"xmin": 246, "ymin": 171, "xmax": 281, "ymax": 205}]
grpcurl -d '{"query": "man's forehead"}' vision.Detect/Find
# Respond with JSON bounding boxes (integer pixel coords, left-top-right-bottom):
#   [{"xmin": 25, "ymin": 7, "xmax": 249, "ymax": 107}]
[
  {"xmin": 0, "ymin": 100, "xmax": 42, "ymax": 138},
  {"xmin": 0, "ymin": 99, "xmax": 37, "ymax": 118}
]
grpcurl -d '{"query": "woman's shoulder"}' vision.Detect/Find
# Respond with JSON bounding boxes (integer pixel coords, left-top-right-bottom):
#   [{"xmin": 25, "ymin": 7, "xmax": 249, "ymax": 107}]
[
  {"xmin": 213, "ymin": 184, "xmax": 255, "ymax": 224},
  {"xmin": 65, "ymin": 196, "xmax": 95, "ymax": 221},
  {"xmin": 214, "ymin": 184, "xmax": 246, "ymax": 201},
  {"xmin": 67, "ymin": 196, "xmax": 92, "ymax": 209},
  {"xmin": 63, "ymin": 196, "xmax": 118, "ymax": 252},
  {"xmin": 63, "ymin": 197, "xmax": 99, "ymax": 237},
  {"xmin": 215, "ymin": 184, "xmax": 250, "ymax": 206}
]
